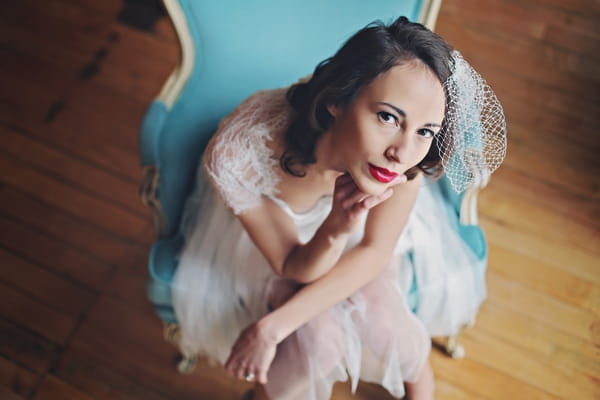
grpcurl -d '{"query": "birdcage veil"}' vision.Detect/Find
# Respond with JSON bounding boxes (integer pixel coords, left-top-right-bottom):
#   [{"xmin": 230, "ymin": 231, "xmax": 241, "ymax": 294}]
[{"xmin": 437, "ymin": 51, "xmax": 507, "ymax": 192}]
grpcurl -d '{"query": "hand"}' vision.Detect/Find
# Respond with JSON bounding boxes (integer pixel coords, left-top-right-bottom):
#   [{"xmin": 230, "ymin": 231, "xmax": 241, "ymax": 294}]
[
  {"xmin": 325, "ymin": 173, "xmax": 403, "ymax": 236},
  {"xmin": 224, "ymin": 321, "xmax": 278, "ymax": 384}
]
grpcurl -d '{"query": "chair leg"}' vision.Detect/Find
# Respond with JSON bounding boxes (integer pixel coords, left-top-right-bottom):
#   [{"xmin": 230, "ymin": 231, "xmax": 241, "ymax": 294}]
[
  {"xmin": 177, "ymin": 352, "xmax": 198, "ymax": 374},
  {"xmin": 163, "ymin": 322, "xmax": 181, "ymax": 345},
  {"xmin": 440, "ymin": 334, "xmax": 466, "ymax": 359},
  {"xmin": 162, "ymin": 323, "xmax": 198, "ymax": 374},
  {"xmin": 434, "ymin": 317, "xmax": 476, "ymax": 359}
]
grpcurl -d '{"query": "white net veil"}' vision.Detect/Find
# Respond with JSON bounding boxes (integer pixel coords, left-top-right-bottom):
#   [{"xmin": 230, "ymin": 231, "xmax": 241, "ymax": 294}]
[{"xmin": 437, "ymin": 51, "xmax": 507, "ymax": 193}]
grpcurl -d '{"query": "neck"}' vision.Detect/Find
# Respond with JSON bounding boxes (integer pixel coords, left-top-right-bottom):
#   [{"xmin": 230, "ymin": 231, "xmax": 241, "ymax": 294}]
[{"xmin": 313, "ymin": 130, "xmax": 345, "ymax": 175}]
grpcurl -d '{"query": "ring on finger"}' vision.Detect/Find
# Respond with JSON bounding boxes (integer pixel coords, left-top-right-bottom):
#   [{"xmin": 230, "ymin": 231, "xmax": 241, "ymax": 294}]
[{"xmin": 245, "ymin": 372, "xmax": 255, "ymax": 382}]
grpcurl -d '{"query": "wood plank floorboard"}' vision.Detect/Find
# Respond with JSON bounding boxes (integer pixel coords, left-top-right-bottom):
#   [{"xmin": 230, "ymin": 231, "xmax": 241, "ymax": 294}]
[
  {"xmin": 0, "ymin": 355, "xmax": 40, "ymax": 399},
  {"xmin": 32, "ymin": 375, "xmax": 97, "ymax": 400},
  {"xmin": 0, "ymin": 127, "xmax": 144, "ymax": 214},
  {"xmin": 0, "ymin": 0, "xmax": 598, "ymax": 399},
  {"xmin": 0, "ymin": 216, "xmax": 114, "ymax": 292},
  {"xmin": 0, "ymin": 186, "xmax": 151, "ymax": 264},
  {"xmin": 0, "ymin": 248, "xmax": 96, "ymax": 318},
  {"xmin": 0, "ymin": 319, "xmax": 60, "ymax": 376}
]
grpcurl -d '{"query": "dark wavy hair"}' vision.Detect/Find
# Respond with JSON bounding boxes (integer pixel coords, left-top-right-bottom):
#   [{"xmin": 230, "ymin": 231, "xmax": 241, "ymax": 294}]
[{"xmin": 281, "ymin": 16, "xmax": 454, "ymax": 179}]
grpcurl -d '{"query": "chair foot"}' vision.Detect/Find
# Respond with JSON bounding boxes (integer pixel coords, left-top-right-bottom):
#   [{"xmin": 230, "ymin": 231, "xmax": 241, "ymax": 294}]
[
  {"xmin": 177, "ymin": 354, "xmax": 198, "ymax": 374},
  {"xmin": 163, "ymin": 323, "xmax": 181, "ymax": 346},
  {"xmin": 434, "ymin": 318, "xmax": 476, "ymax": 359},
  {"xmin": 162, "ymin": 323, "xmax": 198, "ymax": 373},
  {"xmin": 444, "ymin": 335, "xmax": 465, "ymax": 359}
]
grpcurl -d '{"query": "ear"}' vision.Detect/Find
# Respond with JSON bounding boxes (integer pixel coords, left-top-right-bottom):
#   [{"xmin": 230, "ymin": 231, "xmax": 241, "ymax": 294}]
[{"xmin": 327, "ymin": 104, "xmax": 340, "ymax": 118}]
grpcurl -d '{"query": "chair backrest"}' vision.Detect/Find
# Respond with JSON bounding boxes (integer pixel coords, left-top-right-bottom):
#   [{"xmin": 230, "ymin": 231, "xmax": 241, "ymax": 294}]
[{"xmin": 140, "ymin": 0, "xmax": 435, "ymax": 237}]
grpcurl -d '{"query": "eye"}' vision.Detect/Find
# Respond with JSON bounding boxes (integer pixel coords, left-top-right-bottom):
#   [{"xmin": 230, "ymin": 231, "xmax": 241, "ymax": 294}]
[
  {"xmin": 417, "ymin": 128, "xmax": 435, "ymax": 138},
  {"xmin": 377, "ymin": 111, "xmax": 399, "ymax": 126}
]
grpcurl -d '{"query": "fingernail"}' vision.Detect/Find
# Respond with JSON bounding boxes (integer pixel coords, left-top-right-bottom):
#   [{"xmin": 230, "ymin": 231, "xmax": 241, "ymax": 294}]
[
  {"xmin": 363, "ymin": 197, "xmax": 376, "ymax": 208},
  {"xmin": 392, "ymin": 174, "xmax": 407, "ymax": 184}
]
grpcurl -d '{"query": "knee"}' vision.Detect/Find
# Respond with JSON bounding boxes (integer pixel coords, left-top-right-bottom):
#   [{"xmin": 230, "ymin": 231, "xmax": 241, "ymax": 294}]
[
  {"xmin": 304, "ymin": 311, "xmax": 345, "ymax": 366},
  {"xmin": 405, "ymin": 361, "xmax": 435, "ymax": 400}
]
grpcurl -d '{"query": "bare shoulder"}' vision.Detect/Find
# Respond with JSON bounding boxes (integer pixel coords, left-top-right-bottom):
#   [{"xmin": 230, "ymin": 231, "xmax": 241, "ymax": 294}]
[
  {"xmin": 203, "ymin": 88, "xmax": 290, "ymax": 168},
  {"xmin": 202, "ymin": 88, "xmax": 293, "ymax": 215}
]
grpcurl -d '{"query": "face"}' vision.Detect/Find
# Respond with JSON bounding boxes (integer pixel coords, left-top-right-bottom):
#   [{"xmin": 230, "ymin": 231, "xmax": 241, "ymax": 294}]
[{"xmin": 326, "ymin": 60, "xmax": 446, "ymax": 195}]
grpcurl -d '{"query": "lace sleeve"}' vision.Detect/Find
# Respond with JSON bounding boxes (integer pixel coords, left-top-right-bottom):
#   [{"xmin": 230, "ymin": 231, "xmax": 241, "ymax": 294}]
[{"xmin": 203, "ymin": 89, "xmax": 291, "ymax": 215}]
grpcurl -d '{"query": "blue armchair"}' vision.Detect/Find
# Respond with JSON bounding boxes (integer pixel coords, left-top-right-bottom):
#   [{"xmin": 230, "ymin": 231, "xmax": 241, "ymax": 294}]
[{"xmin": 139, "ymin": 0, "xmax": 484, "ymax": 372}]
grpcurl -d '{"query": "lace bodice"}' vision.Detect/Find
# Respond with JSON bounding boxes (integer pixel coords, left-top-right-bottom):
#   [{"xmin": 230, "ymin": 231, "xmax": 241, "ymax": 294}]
[{"xmin": 204, "ymin": 88, "xmax": 292, "ymax": 215}]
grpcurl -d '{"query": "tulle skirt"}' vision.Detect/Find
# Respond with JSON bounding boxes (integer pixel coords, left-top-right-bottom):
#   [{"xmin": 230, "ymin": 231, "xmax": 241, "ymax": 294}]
[{"xmin": 172, "ymin": 171, "xmax": 484, "ymax": 399}]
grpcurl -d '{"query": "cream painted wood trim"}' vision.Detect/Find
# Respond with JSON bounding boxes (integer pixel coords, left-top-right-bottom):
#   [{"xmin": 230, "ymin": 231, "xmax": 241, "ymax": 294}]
[
  {"xmin": 156, "ymin": 0, "xmax": 195, "ymax": 109},
  {"xmin": 418, "ymin": 0, "xmax": 484, "ymax": 227},
  {"xmin": 419, "ymin": 0, "xmax": 443, "ymax": 30},
  {"xmin": 460, "ymin": 187, "xmax": 480, "ymax": 225}
]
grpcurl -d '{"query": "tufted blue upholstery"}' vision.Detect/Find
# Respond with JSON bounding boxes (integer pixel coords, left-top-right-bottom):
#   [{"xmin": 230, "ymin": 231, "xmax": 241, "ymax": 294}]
[{"xmin": 139, "ymin": 0, "xmax": 486, "ymax": 325}]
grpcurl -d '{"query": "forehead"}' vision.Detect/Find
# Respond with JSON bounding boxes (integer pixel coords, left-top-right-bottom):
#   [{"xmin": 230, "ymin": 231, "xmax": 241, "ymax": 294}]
[{"xmin": 360, "ymin": 61, "xmax": 446, "ymax": 122}]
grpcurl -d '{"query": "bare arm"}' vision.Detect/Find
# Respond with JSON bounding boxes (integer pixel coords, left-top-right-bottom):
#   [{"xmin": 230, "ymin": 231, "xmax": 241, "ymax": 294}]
[
  {"xmin": 237, "ymin": 198, "xmax": 346, "ymax": 284},
  {"xmin": 225, "ymin": 174, "xmax": 422, "ymax": 383},
  {"xmin": 238, "ymin": 173, "xmax": 403, "ymax": 283},
  {"xmin": 204, "ymin": 129, "xmax": 394, "ymax": 285}
]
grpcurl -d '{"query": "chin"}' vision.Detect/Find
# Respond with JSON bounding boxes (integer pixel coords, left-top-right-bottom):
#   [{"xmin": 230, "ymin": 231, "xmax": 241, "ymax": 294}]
[{"xmin": 352, "ymin": 174, "xmax": 388, "ymax": 196}]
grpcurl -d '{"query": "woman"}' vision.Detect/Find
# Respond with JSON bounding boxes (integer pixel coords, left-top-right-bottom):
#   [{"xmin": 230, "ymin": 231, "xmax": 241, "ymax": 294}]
[{"xmin": 173, "ymin": 16, "xmax": 506, "ymax": 400}]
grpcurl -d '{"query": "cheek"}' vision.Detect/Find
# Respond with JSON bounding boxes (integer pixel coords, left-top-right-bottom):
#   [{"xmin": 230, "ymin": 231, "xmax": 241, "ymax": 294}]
[
  {"xmin": 412, "ymin": 140, "xmax": 434, "ymax": 165},
  {"xmin": 344, "ymin": 120, "xmax": 372, "ymax": 152}
]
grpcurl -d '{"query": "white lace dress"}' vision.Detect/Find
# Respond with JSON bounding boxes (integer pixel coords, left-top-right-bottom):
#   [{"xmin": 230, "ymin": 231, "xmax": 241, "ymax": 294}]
[{"xmin": 172, "ymin": 88, "xmax": 484, "ymax": 400}]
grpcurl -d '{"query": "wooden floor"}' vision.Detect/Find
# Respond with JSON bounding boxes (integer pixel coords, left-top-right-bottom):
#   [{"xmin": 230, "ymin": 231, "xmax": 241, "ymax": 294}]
[{"xmin": 1, "ymin": 0, "xmax": 598, "ymax": 399}]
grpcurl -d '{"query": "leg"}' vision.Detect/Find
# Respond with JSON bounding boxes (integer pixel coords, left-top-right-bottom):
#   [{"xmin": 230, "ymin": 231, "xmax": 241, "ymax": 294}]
[
  {"xmin": 404, "ymin": 361, "xmax": 435, "ymax": 400},
  {"xmin": 356, "ymin": 274, "xmax": 432, "ymax": 396},
  {"xmin": 265, "ymin": 312, "xmax": 345, "ymax": 399},
  {"xmin": 252, "ymin": 384, "xmax": 270, "ymax": 400},
  {"xmin": 264, "ymin": 279, "xmax": 345, "ymax": 399}
]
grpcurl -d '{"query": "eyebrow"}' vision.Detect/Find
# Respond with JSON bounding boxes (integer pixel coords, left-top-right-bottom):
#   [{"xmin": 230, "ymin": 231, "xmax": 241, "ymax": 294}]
[
  {"xmin": 378, "ymin": 102, "xmax": 406, "ymax": 118},
  {"xmin": 378, "ymin": 102, "xmax": 442, "ymax": 128}
]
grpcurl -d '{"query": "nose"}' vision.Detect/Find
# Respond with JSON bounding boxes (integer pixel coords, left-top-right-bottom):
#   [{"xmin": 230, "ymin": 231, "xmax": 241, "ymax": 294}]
[
  {"xmin": 385, "ymin": 147, "xmax": 401, "ymax": 163},
  {"xmin": 385, "ymin": 135, "xmax": 412, "ymax": 164}
]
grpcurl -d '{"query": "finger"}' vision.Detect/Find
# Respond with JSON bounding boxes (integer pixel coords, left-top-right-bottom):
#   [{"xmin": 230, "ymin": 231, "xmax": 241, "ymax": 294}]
[
  {"xmin": 335, "ymin": 173, "xmax": 358, "ymax": 189},
  {"xmin": 362, "ymin": 188, "xmax": 393, "ymax": 209},
  {"xmin": 348, "ymin": 200, "xmax": 369, "ymax": 218},
  {"xmin": 334, "ymin": 175, "xmax": 358, "ymax": 194},
  {"xmin": 243, "ymin": 370, "xmax": 254, "ymax": 382},
  {"xmin": 390, "ymin": 174, "xmax": 407, "ymax": 186},
  {"xmin": 257, "ymin": 369, "xmax": 269, "ymax": 384},
  {"xmin": 224, "ymin": 355, "xmax": 234, "ymax": 372},
  {"xmin": 237, "ymin": 371, "xmax": 247, "ymax": 381},
  {"xmin": 334, "ymin": 173, "xmax": 353, "ymax": 187},
  {"xmin": 334, "ymin": 179, "xmax": 357, "ymax": 200},
  {"xmin": 236, "ymin": 365, "xmax": 250, "ymax": 380},
  {"xmin": 341, "ymin": 187, "xmax": 368, "ymax": 209},
  {"xmin": 225, "ymin": 354, "xmax": 244, "ymax": 377}
]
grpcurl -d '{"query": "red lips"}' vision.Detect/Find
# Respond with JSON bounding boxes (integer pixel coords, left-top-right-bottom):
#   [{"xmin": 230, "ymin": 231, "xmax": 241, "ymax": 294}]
[{"xmin": 368, "ymin": 163, "xmax": 398, "ymax": 183}]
